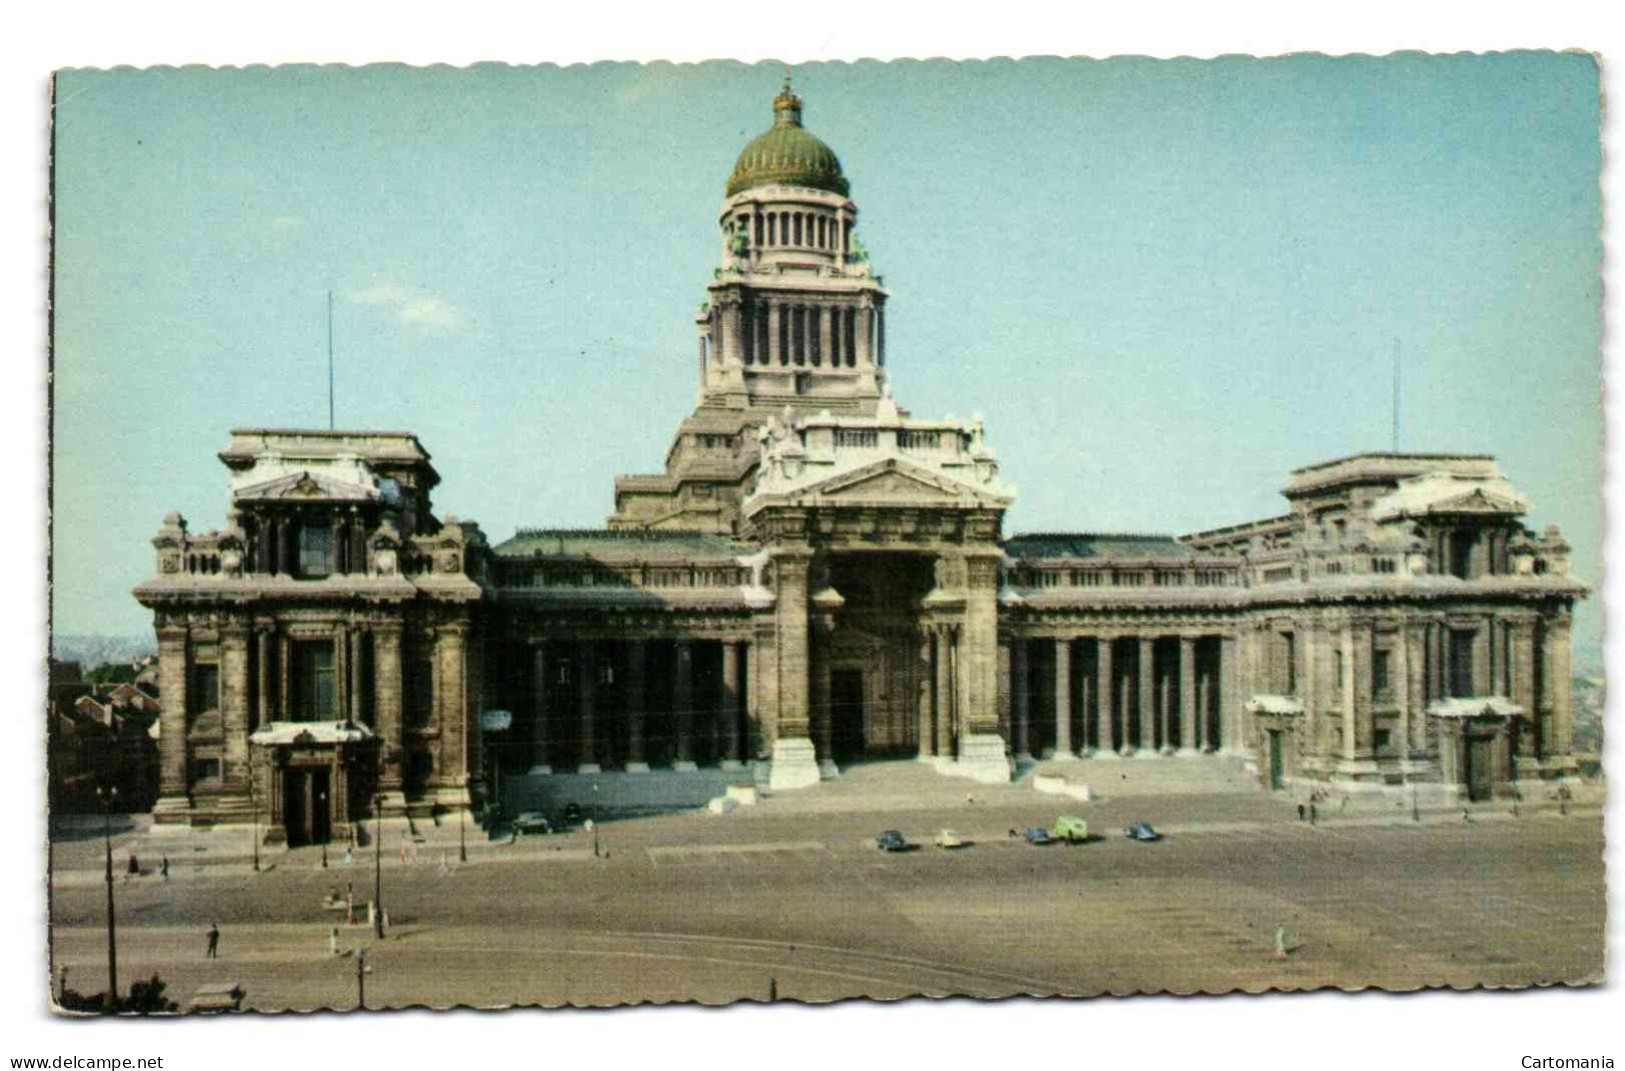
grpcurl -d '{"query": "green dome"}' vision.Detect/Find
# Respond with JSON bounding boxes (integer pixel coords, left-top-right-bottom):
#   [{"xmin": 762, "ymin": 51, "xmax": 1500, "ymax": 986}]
[{"xmin": 725, "ymin": 81, "xmax": 849, "ymax": 198}]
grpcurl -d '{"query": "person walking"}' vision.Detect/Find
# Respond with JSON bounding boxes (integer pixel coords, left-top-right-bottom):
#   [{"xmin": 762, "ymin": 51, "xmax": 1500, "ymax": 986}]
[
  {"xmin": 1296, "ymin": 803, "xmax": 1306, "ymax": 822},
  {"xmin": 206, "ymin": 922, "xmax": 220, "ymax": 960},
  {"xmin": 329, "ymin": 927, "xmax": 340, "ymax": 957},
  {"xmin": 1308, "ymin": 802, "xmax": 1317, "ymax": 826},
  {"xmin": 160, "ymin": 855, "xmax": 169, "ymax": 881},
  {"xmin": 346, "ymin": 884, "xmax": 356, "ymax": 927}
]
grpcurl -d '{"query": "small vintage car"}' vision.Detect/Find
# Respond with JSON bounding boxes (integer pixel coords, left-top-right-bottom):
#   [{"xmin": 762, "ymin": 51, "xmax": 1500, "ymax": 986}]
[
  {"xmin": 933, "ymin": 828, "xmax": 967, "ymax": 850},
  {"xmin": 1124, "ymin": 822, "xmax": 1163, "ymax": 842},
  {"xmin": 1053, "ymin": 815, "xmax": 1090, "ymax": 843},
  {"xmin": 512, "ymin": 812, "xmax": 553, "ymax": 836},
  {"xmin": 1024, "ymin": 827, "xmax": 1057, "ymax": 846},
  {"xmin": 876, "ymin": 830, "xmax": 909, "ymax": 852}
]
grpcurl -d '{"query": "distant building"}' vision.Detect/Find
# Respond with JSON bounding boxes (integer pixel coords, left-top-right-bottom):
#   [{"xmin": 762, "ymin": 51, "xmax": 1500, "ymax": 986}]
[
  {"xmin": 133, "ymin": 81, "xmax": 1587, "ymax": 841},
  {"xmin": 48, "ymin": 659, "xmax": 159, "ymax": 814}
]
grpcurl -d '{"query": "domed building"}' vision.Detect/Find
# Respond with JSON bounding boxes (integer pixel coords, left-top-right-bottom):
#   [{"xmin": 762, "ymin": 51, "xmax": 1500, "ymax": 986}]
[{"xmin": 134, "ymin": 82, "xmax": 1587, "ymax": 840}]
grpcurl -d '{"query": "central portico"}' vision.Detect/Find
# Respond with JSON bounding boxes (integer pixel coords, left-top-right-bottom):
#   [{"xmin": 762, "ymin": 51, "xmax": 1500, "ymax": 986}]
[{"xmin": 743, "ymin": 396, "xmax": 1016, "ymax": 788}]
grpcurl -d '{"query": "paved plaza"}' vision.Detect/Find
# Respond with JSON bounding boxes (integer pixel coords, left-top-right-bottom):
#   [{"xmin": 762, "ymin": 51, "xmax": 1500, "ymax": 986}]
[{"xmin": 49, "ymin": 761, "xmax": 1605, "ymax": 1009}]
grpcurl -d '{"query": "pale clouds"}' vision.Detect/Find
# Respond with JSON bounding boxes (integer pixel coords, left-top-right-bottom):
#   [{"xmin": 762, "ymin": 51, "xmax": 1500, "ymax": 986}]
[{"xmin": 350, "ymin": 283, "xmax": 466, "ymax": 331}]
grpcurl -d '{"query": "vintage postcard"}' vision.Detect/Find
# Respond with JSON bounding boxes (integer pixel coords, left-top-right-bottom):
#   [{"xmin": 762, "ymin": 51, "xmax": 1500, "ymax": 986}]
[{"xmin": 46, "ymin": 53, "xmax": 1604, "ymax": 1014}]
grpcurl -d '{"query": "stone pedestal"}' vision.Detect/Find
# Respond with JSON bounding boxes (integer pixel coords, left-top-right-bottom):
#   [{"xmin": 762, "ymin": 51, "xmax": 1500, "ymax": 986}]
[
  {"xmin": 152, "ymin": 795, "xmax": 193, "ymax": 825},
  {"xmin": 818, "ymin": 757, "xmax": 840, "ymax": 779},
  {"xmin": 576, "ymin": 763, "xmax": 603, "ymax": 775},
  {"xmin": 768, "ymin": 738, "xmax": 821, "ymax": 791},
  {"xmin": 671, "ymin": 760, "xmax": 698, "ymax": 773},
  {"xmin": 526, "ymin": 764, "xmax": 553, "ymax": 777},
  {"xmin": 623, "ymin": 761, "xmax": 652, "ymax": 774},
  {"xmin": 955, "ymin": 733, "xmax": 1013, "ymax": 784},
  {"xmin": 719, "ymin": 758, "xmax": 745, "ymax": 771}
]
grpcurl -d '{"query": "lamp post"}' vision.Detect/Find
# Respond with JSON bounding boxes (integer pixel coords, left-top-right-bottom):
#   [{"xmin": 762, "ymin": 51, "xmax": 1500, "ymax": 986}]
[
  {"xmin": 319, "ymin": 790, "xmax": 329, "ymax": 868},
  {"xmin": 96, "ymin": 784, "xmax": 119, "ymax": 1002},
  {"xmin": 249, "ymin": 765, "xmax": 261, "ymax": 872},
  {"xmin": 459, "ymin": 798, "xmax": 467, "ymax": 863},
  {"xmin": 356, "ymin": 946, "xmax": 368, "ymax": 1010},
  {"xmin": 372, "ymin": 790, "xmax": 384, "ymax": 940}
]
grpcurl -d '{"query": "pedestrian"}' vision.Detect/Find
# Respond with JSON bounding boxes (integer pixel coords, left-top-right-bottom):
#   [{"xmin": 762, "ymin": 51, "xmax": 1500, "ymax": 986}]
[
  {"xmin": 1308, "ymin": 802, "xmax": 1317, "ymax": 826},
  {"xmin": 769, "ymin": 977, "xmax": 778, "ymax": 1002},
  {"xmin": 400, "ymin": 837, "xmax": 408, "ymax": 865},
  {"xmin": 1008, "ymin": 828, "xmax": 1018, "ymax": 839},
  {"xmin": 160, "ymin": 855, "xmax": 169, "ymax": 881},
  {"xmin": 346, "ymin": 885, "xmax": 355, "ymax": 927},
  {"xmin": 329, "ymin": 927, "xmax": 340, "ymax": 957},
  {"xmin": 206, "ymin": 922, "xmax": 220, "ymax": 960},
  {"xmin": 128, "ymin": 853, "xmax": 140, "ymax": 876},
  {"xmin": 344, "ymin": 844, "xmax": 354, "ymax": 867},
  {"xmin": 1296, "ymin": 803, "xmax": 1306, "ymax": 822}
]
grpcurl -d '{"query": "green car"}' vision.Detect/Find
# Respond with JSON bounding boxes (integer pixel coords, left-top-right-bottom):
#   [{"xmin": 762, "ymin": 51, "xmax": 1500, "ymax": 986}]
[{"xmin": 1053, "ymin": 816, "xmax": 1090, "ymax": 843}]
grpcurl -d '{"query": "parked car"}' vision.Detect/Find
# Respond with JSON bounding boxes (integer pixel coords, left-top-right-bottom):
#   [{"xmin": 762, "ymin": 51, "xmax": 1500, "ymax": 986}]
[
  {"xmin": 876, "ymin": 830, "xmax": 908, "ymax": 852},
  {"xmin": 933, "ymin": 828, "xmax": 967, "ymax": 849},
  {"xmin": 1053, "ymin": 815, "xmax": 1090, "ymax": 843},
  {"xmin": 1124, "ymin": 822, "xmax": 1163, "ymax": 842},
  {"xmin": 513, "ymin": 812, "xmax": 553, "ymax": 835},
  {"xmin": 561, "ymin": 803, "xmax": 584, "ymax": 824},
  {"xmin": 1024, "ymin": 827, "xmax": 1057, "ymax": 845}
]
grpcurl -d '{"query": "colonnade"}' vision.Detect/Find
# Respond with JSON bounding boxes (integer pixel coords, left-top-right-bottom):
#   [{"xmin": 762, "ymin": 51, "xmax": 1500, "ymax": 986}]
[
  {"xmin": 1005, "ymin": 634, "xmax": 1236, "ymax": 760},
  {"xmin": 735, "ymin": 301, "xmax": 881, "ymax": 369},
  {"xmin": 527, "ymin": 638, "xmax": 751, "ymax": 774}
]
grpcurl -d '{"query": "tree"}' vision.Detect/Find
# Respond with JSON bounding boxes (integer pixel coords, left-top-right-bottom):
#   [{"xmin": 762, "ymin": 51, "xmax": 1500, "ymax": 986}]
[
  {"xmin": 85, "ymin": 662, "xmax": 138, "ymax": 686},
  {"xmin": 58, "ymin": 974, "xmax": 179, "ymax": 1015}
]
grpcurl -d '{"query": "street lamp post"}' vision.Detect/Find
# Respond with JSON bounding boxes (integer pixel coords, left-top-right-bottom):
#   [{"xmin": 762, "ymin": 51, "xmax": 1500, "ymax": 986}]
[
  {"xmin": 356, "ymin": 947, "xmax": 368, "ymax": 1010},
  {"xmin": 319, "ymin": 790, "xmax": 329, "ymax": 868},
  {"xmin": 372, "ymin": 790, "xmax": 384, "ymax": 940},
  {"xmin": 459, "ymin": 799, "xmax": 467, "ymax": 863},
  {"xmin": 96, "ymin": 785, "xmax": 119, "ymax": 1003},
  {"xmin": 249, "ymin": 767, "xmax": 261, "ymax": 872}
]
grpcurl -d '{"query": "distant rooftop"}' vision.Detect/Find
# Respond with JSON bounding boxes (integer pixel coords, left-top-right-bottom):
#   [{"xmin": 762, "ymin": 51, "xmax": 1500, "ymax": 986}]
[
  {"xmin": 1006, "ymin": 532, "xmax": 1191, "ymax": 561},
  {"xmin": 494, "ymin": 528, "xmax": 749, "ymax": 560},
  {"xmin": 1284, "ymin": 452, "xmax": 1499, "ymax": 497}
]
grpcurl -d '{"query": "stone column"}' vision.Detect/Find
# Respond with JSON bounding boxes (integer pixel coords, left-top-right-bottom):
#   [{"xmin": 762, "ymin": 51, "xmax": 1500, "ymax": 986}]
[
  {"xmin": 1300, "ymin": 621, "xmax": 1318, "ymax": 758},
  {"xmin": 623, "ymin": 640, "xmax": 648, "ymax": 772},
  {"xmin": 818, "ymin": 305, "xmax": 833, "ymax": 367},
  {"xmin": 530, "ymin": 643, "xmax": 551, "ymax": 774},
  {"xmin": 577, "ymin": 642, "xmax": 600, "ymax": 774},
  {"xmin": 1220, "ymin": 634, "xmax": 1239, "ymax": 754},
  {"xmin": 349, "ymin": 629, "xmax": 365, "ymax": 724},
  {"xmin": 673, "ymin": 640, "xmax": 696, "ymax": 771},
  {"xmin": 1137, "ymin": 637, "xmax": 1155, "ymax": 755},
  {"xmin": 1512, "ymin": 622, "xmax": 1538, "ymax": 760},
  {"xmin": 255, "ymin": 627, "xmax": 272, "ymax": 731},
  {"xmin": 1054, "ymin": 639, "xmax": 1074, "ymax": 759},
  {"xmin": 1197, "ymin": 670, "xmax": 1211, "ymax": 752},
  {"xmin": 153, "ymin": 625, "xmax": 190, "ymax": 820},
  {"xmin": 1406, "ymin": 624, "xmax": 1428, "ymax": 759},
  {"xmin": 221, "ymin": 624, "xmax": 251, "ymax": 789},
  {"xmin": 278, "ymin": 632, "xmax": 292, "ymax": 721},
  {"xmin": 767, "ymin": 302, "xmax": 782, "ymax": 365},
  {"xmin": 373, "ymin": 623, "xmax": 405, "ymax": 806},
  {"xmin": 334, "ymin": 626, "xmax": 349, "ymax": 722},
  {"xmin": 1341, "ymin": 624, "xmax": 1357, "ymax": 763},
  {"xmin": 856, "ymin": 305, "xmax": 873, "ymax": 366},
  {"xmin": 436, "ymin": 624, "xmax": 471, "ymax": 804},
  {"xmin": 1427, "ymin": 623, "xmax": 1444, "ymax": 703},
  {"xmin": 1010, "ymin": 636, "xmax": 1031, "ymax": 761},
  {"xmin": 1097, "ymin": 638, "xmax": 1116, "ymax": 756},
  {"xmin": 1545, "ymin": 613, "xmax": 1575, "ymax": 769},
  {"xmin": 1473, "ymin": 620, "xmax": 1493, "ymax": 697},
  {"xmin": 916, "ymin": 631, "xmax": 935, "ymax": 760},
  {"xmin": 1179, "ymin": 636, "xmax": 1197, "ymax": 755},
  {"xmin": 1394, "ymin": 624, "xmax": 1411, "ymax": 770},
  {"xmin": 813, "ymin": 629, "xmax": 836, "ymax": 778},
  {"xmin": 767, "ymin": 550, "xmax": 818, "ymax": 790},
  {"xmin": 722, "ymin": 641, "xmax": 744, "ymax": 769},
  {"xmin": 934, "ymin": 627, "xmax": 955, "ymax": 758}
]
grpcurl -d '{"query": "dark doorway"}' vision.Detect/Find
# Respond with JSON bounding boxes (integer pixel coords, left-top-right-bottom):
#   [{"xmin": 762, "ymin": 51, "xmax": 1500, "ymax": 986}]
[
  {"xmin": 310, "ymin": 768, "xmax": 331, "ymax": 845},
  {"xmin": 1268, "ymin": 730, "xmax": 1285, "ymax": 790},
  {"xmin": 1466, "ymin": 734, "xmax": 1494, "ymax": 802},
  {"xmin": 831, "ymin": 669, "xmax": 865, "ymax": 762},
  {"xmin": 282, "ymin": 770, "xmax": 307, "ymax": 847}
]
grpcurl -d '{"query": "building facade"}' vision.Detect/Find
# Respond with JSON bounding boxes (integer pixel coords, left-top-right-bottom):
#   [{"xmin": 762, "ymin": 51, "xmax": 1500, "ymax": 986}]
[{"xmin": 134, "ymin": 82, "xmax": 1587, "ymax": 840}]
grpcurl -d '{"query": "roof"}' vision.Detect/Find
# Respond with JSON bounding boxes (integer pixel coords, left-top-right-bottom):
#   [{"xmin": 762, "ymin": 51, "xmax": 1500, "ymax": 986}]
[
  {"xmin": 726, "ymin": 81, "xmax": 848, "ymax": 198},
  {"xmin": 1005, "ymin": 533, "xmax": 1192, "ymax": 561},
  {"xmin": 494, "ymin": 528, "xmax": 749, "ymax": 560}
]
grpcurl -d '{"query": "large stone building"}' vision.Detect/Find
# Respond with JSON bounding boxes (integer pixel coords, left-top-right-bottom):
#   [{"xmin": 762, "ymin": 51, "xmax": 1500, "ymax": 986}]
[{"xmin": 134, "ymin": 81, "xmax": 1587, "ymax": 843}]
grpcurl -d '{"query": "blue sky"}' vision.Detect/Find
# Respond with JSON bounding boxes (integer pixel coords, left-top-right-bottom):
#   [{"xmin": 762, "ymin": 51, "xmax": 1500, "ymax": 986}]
[{"xmin": 51, "ymin": 54, "xmax": 1603, "ymax": 644}]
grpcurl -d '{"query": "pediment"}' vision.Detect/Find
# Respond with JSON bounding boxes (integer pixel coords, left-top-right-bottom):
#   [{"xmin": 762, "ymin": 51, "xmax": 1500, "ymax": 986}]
[
  {"xmin": 234, "ymin": 470, "xmax": 379, "ymax": 504},
  {"xmin": 1428, "ymin": 487, "xmax": 1523, "ymax": 516},
  {"xmin": 807, "ymin": 458, "xmax": 1007, "ymax": 508}
]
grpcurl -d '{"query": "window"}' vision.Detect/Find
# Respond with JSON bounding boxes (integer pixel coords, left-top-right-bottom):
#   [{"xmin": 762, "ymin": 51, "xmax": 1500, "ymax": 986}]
[
  {"xmin": 1449, "ymin": 532, "xmax": 1474, "ymax": 580},
  {"xmin": 298, "ymin": 522, "xmax": 335, "ymax": 578},
  {"xmin": 1372, "ymin": 649, "xmax": 1391, "ymax": 700},
  {"xmin": 190, "ymin": 757, "xmax": 221, "ymax": 783},
  {"xmin": 1449, "ymin": 630, "xmax": 1476, "ymax": 698},
  {"xmin": 189, "ymin": 663, "xmax": 220, "ymax": 715},
  {"xmin": 291, "ymin": 641, "xmax": 336, "ymax": 722},
  {"xmin": 406, "ymin": 659, "xmax": 434, "ymax": 727},
  {"xmin": 1283, "ymin": 633, "xmax": 1297, "ymax": 695}
]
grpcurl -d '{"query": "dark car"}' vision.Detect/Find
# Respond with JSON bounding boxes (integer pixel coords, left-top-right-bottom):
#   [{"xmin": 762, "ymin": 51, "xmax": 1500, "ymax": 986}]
[
  {"xmin": 1124, "ymin": 822, "xmax": 1162, "ymax": 842},
  {"xmin": 512, "ymin": 812, "xmax": 552, "ymax": 836},
  {"xmin": 561, "ymin": 803, "xmax": 584, "ymax": 824},
  {"xmin": 1024, "ymin": 827, "xmax": 1057, "ymax": 846},
  {"xmin": 876, "ymin": 830, "xmax": 908, "ymax": 852}
]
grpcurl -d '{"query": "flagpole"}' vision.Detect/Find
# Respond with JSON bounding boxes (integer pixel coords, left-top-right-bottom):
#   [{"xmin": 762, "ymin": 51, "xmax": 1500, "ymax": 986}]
[{"xmin": 328, "ymin": 290, "xmax": 336, "ymax": 431}]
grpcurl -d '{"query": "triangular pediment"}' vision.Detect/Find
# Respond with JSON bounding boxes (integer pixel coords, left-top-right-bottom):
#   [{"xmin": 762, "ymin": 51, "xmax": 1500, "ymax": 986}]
[
  {"xmin": 804, "ymin": 457, "xmax": 1009, "ymax": 507},
  {"xmin": 234, "ymin": 470, "xmax": 379, "ymax": 504},
  {"xmin": 1429, "ymin": 487, "xmax": 1523, "ymax": 516}
]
